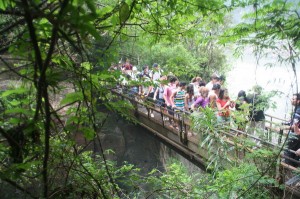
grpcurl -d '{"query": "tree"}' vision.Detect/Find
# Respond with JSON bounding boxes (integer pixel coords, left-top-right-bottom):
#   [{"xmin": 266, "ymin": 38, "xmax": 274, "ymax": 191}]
[
  {"xmin": 0, "ymin": 0, "xmax": 231, "ymax": 198},
  {"xmin": 221, "ymin": 0, "xmax": 300, "ymax": 83}
]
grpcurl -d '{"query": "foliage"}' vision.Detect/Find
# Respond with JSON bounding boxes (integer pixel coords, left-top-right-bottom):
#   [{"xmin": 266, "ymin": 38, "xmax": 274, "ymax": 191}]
[
  {"xmin": 141, "ymin": 160, "xmax": 210, "ymax": 198},
  {"xmin": 189, "ymin": 105, "xmax": 283, "ymax": 198},
  {"xmin": 231, "ymin": 101, "xmax": 251, "ymax": 130},
  {"xmin": 116, "ymin": 32, "xmax": 230, "ymax": 82},
  {"xmin": 190, "ymin": 108, "xmax": 238, "ymax": 174},
  {"xmin": 221, "ymin": 0, "xmax": 300, "ymax": 77},
  {"xmin": 0, "ymin": 0, "xmax": 232, "ymax": 197},
  {"xmin": 0, "ymin": 0, "xmax": 292, "ymax": 198},
  {"xmin": 129, "ymin": 159, "xmax": 280, "ymax": 199},
  {"xmin": 210, "ymin": 163, "xmax": 280, "ymax": 199}
]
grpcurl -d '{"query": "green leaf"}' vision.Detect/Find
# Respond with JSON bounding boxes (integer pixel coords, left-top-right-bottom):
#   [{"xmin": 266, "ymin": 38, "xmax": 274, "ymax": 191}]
[
  {"xmin": 119, "ymin": 2, "xmax": 130, "ymax": 24},
  {"xmin": 60, "ymin": 92, "xmax": 83, "ymax": 105},
  {"xmin": 9, "ymin": 99, "xmax": 21, "ymax": 106},
  {"xmin": 111, "ymin": 15, "xmax": 119, "ymax": 26},
  {"xmin": 79, "ymin": 22, "xmax": 101, "ymax": 40},
  {"xmin": 0, "ymin": 0, "xmax": 14, "ymax": 10},
  {"xmin": 9, "ymin": 117, "xmax": 22, "ymax": 124},
  {"xmin": 81, "ymin": 127, "xmax": 95, "ymax": 140},
  {"xmin": 1, "ymin": 88, "xmax": 28, "ymax": 97},
  {"xmin": 5, "ymin": 107, "xmax": 31, "ymax": 115},
  {"xmin": 81, "ymin": 62, "xmax": 92, "ymax": 70},
  {"xmin": 0, "ymin": 0, "xmax": 7, "ymax": 10},
  {"xmin": 86, "ymin": 0, "xmax": 96, "ymax": 15}
]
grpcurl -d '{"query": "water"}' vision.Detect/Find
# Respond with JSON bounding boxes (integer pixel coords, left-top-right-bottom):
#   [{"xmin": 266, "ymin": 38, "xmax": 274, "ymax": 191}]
[
  {"xmin": 227, "ymin": 4, "xmax": 300, "ymax": 120},
  {"xmin": 227, "ymin": 47, "xmax": 300, "ymax": 120}
]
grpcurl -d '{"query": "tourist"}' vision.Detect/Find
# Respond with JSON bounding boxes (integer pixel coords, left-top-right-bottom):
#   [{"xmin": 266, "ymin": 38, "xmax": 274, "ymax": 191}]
[
  {"xmin": 122, "ymin": 59, "xmax": 133, "ymax": 74},
  {"xmin": 191, "ymin": 87, "xmax": 210, "ymax": 110},
  {"xmin": 206, "ymin": 73, "xmax": 220, "ymax": 91},
  {"xmin": 190, "ymin": 76, "xmax": 202, "ymax": 97},
  {"xmin": 283, "ymin": 93, "xmax": 300, "ymax": 167},
  {"xmin": 138, "ymin": 65, "xmax": 152, "ymax": 98},
  {"xmin": 208, "ymin": 83, "xmax": 221, "ymax": 109},
  {"xmin": 198, "ymin": 80, "xmax": 206, "ymax": 88},
  {"xmin": 287, "ymin": 119, "xmax": 300, "ymax": 167},
  {"xmin": 151, "ymin": 63, "xmax": 163, "ymax": 85},
  {"xmin": 171, "ymin": 82, "xmax": 187, "ymax": 112},
  {"xmin": 163, "ymin": 76, "xmax": 178, "ymax": 125},
  {"xmin": 216, "ymin": 88, "xmax": 235, "ymax": 123},
  {"xmin": 184, "ymin": 84, "xmax": 195, "ymax": 112},
  {"xmin": 234, "ymin": 90, "xmax": 250, "ymax": 131},
  {"xmin": 153, "ymin": 75, "xmax": 167, "ymax": 107},
  {"xmin": 171, "ymin": 81, "xmax": 187, "ymax": 129},
  {"xmin": 128, "ymin": 66, "xmax": 138, "ymax": 80},
  {"xmin": 247, "ymin": 85, "xmax": 266, "ymax": 136}
]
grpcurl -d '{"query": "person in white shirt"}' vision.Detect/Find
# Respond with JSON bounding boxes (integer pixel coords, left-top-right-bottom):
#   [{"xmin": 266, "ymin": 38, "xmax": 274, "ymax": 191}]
[
  {"xmin": 190, "ymin": 76, "xmax": 202, "ymax": 98},
  {"xmin": 206, "ymin": 73, "xmax": 220, "ymax": 91},
  {"xmin": 151, "ymin": 63, "xmax": 163, "ymax": 85}
]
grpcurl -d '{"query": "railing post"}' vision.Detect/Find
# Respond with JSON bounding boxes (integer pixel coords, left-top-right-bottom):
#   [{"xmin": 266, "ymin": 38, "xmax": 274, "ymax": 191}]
[
  {"xmin": 160, "ymin": 106, "xmax": 165, "ymax": 127},
  {"xmin": 179, "ymin": 111, "xmax": 187, "ymax": 145},
  {"xmin": 278, "ymin": 128, "xmax": 283, "ymax": 144},
  {"xmin": 184, "ymin": 113, "xmax": 188, "ymax": 143},
  {"xmin": 269, "ymin": 117, "xmax": 273, "ymax": 142},
  {"xmin": 146, "ymin": 106, "xmax": 150, "ymax": 118},
  {"xmin": 179, "ymin": 112, "xmax": 183, "ymax": 144}
]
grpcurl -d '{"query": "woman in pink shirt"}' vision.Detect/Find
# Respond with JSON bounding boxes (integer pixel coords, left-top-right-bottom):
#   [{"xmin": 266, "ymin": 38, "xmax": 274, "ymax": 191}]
[{"xmin": 163, "ymin": 76, "xmax": 178, "ymax": 115}]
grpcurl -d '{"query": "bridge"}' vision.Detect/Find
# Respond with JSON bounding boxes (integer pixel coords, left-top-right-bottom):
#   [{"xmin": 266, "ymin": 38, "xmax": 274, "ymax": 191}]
[{"xmin": 112, "ymin": 88, "xmax": 300, "ymax": 197}]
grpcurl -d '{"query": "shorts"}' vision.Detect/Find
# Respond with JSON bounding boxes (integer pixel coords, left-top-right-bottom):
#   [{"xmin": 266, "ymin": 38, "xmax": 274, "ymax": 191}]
[
  {"xmin": 167, "ymin": 105, "xmax": 174, "ymax": 116},
  {"xmin": 156, "ymin": 98, "xmax": 165, "ymax": 107}
]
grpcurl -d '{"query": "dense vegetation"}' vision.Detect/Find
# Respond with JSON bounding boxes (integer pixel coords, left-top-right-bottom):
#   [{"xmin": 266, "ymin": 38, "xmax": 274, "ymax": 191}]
[{"xmin": 0, "ymin": 0, "xmax": 299, "ymax": 198}]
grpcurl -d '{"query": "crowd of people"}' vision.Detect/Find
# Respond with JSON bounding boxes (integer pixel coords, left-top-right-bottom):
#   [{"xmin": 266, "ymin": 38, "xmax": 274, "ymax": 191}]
[{"xmin": 112, "ymin": 59, "xmax": 300, "ymax": 168}]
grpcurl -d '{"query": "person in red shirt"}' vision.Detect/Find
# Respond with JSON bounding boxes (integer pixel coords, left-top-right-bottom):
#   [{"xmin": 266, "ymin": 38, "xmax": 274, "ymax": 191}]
[{"xmin": 216, "ymin": 88, "xmax": 235, "ymax": 124}]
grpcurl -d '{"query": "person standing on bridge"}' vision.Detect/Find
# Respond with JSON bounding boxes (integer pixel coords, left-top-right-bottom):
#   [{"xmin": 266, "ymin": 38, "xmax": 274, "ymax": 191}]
[
  {"xmin": 247, "ymin": 85, "xmax": 266, "ymax": 139},
  {"xmin": 171, "ymin": 82, "xmax": 187, "ymax": 112},
  {"xmin": 216, "ymin": 88, "xmax": 235, "ymax": 124},
  {"xmin": 138, "ymin": 65, "xmax": 153, "ymax": 98},
  {"xmin": 163, "ymin": 76, "xmax": 178, "ymax": 127},
  {"xmin": 151, "ymin": 63, "xmax": 163, "ymax": 85},
  {"xmin": 184, "ymin": 84, "xmax": 195, "ymax": 112},
  {"xmin": 234, "ymin": 90, "xmax": 250, "ymax": 131},
  {"xmin": 283, "ymin": 93, "xmax": 300, "ymax": 167},
  {"xmin": 171, "ymin": 82, "xmax": 187, "ymax": 130},
  {"xmin": 190, "ymin": 76, "xmax": 202, "ymax": 98},
  {"xmin": 121, "ymin": 59, "xmax": 133, "ymax": 74},
  {"xmin": 153, "ymin": 75, "xmax": 167, "ymax": 107},
  {"xmin": 191, "ymin": 86, "xmax": 210, "ymax": 111},
  {"xmin": 206, "ymin": 73, "xmax": 220, "ymax": 91},
  {"xmin": 208, "ymin": 83, "xmax": 221, "ymax": 109}
]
